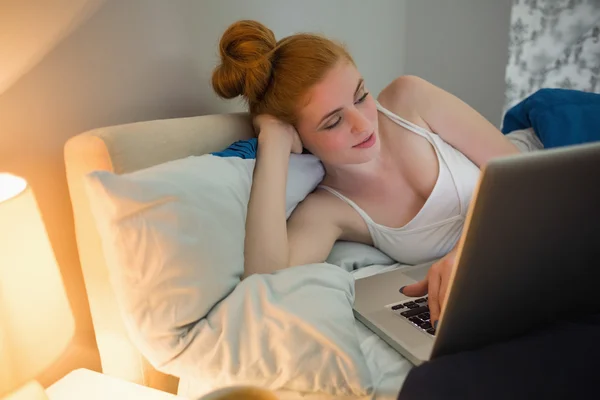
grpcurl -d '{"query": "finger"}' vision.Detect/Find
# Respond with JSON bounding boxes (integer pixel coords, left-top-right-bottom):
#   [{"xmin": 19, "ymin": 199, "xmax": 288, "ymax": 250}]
[
  {"xmin": 400, "ymin": 278, "xmax": 428, "ymax": 297},
  {"xmin": 291, "ymin": 139, "xmax": 303, "ymax": 154},
  {"xmin": 292, "ymin": 131, "xmax": 304, "ymax": 154},
  {"xmin": 427, "ymin": 271, "xmax": 442, "ymax": 328},
  {"xmin": 438, "ymin": 261, "xmax": 453, "ymax": 312}
]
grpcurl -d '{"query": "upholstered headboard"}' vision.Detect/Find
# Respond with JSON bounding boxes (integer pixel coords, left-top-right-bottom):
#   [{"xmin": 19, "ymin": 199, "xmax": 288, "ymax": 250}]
[{"xmin": 64, "ymin": 112, "xmax": 254, "ymax": 394}]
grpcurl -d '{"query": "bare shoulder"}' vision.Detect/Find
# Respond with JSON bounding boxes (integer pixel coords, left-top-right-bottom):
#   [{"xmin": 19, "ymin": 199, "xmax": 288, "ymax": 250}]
[
  {"xmin": 290, "ymin": 188, "xmax": 372, "ymax": 245},
  {"xmin": 377, "ymin": 75, "xmax": 432, "ymax": 112},
  {"xmin": 292, "ymin": 188, "xmax": 352, "ymax": 224},
  {"xmin": 377, "ymin": 75, "xmax": 435, "ymax": 131}
]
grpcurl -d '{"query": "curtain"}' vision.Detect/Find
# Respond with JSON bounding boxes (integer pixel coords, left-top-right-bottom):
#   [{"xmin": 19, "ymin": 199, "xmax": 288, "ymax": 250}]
[{"xmin": 503, "ymin": 0, "xmax": 600, "ymax": 113}]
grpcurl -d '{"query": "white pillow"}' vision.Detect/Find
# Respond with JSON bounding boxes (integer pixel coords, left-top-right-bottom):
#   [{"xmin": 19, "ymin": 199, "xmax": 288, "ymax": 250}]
[
  {"xmin": 327, "ymin": 241, "xmax": 396, "ymax": 272},
  {"xmin": 86, "ymin": 150, "xmax": 323, "ymax": 334}
]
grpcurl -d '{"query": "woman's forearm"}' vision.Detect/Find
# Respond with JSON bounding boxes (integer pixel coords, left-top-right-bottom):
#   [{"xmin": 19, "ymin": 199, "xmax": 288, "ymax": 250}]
[{"xmin": 243, "ymin": 138, "xmax": 291, "ymax": 277}]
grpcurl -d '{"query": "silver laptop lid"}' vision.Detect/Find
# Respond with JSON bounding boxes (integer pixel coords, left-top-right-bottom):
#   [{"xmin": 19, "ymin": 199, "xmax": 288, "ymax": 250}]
[{"xmin": 432, "ymin": 142, "xmax": 600, "ymax": 359}]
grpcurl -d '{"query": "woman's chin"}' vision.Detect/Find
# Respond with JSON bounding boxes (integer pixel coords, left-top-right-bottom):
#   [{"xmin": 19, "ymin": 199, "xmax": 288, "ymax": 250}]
[
  {"xmin": 320, "ymin": 143, "xmax": 381, "ymax": 166},
  {"xmin": 352, "ymin": 143, "xmax": 381, "ymax": 163}
]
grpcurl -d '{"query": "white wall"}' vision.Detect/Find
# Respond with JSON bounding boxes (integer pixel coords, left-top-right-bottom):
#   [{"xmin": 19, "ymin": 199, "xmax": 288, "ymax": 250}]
[
  {"xmin": 404, "ymin": 0, "xmax": 512, "ymax": 126},
  {"xmin": 191, "ymin": 0, "xmax": 408, "ymax": 108},
  {"xmin": 0, "ymin": 0, "xmax": 406, "ymax": 391},
  {"xmin": 0, "ymin": 0, "xmax": 105, "ymax": 94}
]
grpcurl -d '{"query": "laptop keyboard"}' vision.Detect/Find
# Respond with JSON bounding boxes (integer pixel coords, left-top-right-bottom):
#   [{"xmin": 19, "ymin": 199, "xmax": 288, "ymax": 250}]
[{"xmin": 388, "ymin": 297, "xmax": 436, "ymax": 336}]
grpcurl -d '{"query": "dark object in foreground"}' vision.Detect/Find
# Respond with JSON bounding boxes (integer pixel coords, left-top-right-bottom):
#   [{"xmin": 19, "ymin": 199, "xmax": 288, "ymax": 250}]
[{"xmin": 398, "ymin": 312, "xmax": 600, "ymax": 400}]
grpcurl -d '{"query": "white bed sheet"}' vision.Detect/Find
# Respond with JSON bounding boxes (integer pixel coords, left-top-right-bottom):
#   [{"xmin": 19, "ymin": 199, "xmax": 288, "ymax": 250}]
[
  {"xmin": 175, "ymin": 263, "xmax": 414, "ymax": 399},
  {"xmin": 177, "ymin": 263, "xmax": 413, "ymax": 400},
  {"xmin": 274, "ymin": 263, "xmax": 413, "ymax": 400}
]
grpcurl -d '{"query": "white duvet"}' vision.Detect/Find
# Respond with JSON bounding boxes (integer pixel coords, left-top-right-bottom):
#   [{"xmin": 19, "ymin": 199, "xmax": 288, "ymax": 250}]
[
  {"xmin": 85, "ymin": 156, "xmax": 413, "ymax": 400},
  {"xmin": 174, "ymin": 263, "xmax": 413, "ymax": 400}
]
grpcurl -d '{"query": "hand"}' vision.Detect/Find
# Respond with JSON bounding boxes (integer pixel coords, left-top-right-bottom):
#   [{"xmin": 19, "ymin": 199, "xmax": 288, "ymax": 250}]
[
  {"xmin": 400, "ymin": 247, "xmax": 458, "ymax": 329},
  {"xmin": 253, "ymin": 114, "xmax": 303, "ymax": 154}
]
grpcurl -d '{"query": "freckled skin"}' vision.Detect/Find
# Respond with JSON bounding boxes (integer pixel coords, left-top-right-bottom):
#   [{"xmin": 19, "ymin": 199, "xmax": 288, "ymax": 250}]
[{"xmin": 295, "ymin": 61, "xmax": 381, "ymax": 166}]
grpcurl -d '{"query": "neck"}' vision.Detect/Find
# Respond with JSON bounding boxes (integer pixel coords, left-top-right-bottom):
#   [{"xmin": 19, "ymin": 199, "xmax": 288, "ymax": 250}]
[{"xmin": 321, "ymin": 133, "xmax": 397, "ymax": 193}]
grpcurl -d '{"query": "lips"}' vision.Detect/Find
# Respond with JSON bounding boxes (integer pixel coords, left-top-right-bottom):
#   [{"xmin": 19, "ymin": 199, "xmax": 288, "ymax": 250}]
[
  {"xmin": 358, "ymin": 135, "xmax": 371, "ymax": 144},
  {"xmin": 353, "ymin": 132, "xmax": 376, "ymax": 149}
]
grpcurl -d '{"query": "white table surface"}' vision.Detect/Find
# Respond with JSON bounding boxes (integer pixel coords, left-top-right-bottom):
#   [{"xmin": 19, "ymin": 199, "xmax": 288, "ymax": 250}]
[{"xmin": 46, "ymin": 369, "xmax": 188, "ymax": 400}]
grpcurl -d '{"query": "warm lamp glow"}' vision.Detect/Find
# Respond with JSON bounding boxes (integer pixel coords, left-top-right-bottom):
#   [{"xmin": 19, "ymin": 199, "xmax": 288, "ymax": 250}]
[
  {"xmin": 0, "ymin": 173, "xmax": 27, "ymax": 202},
  {"xmin": 0, "ymin": 173, "xmax": 75, "ymax": 395},
  {"xmin": 46, "ymin": 369, "xmax": 182, "ymax": 399},
  {"xmin": 2, "ymin": 382, "xmax": 48, "ymax": 400}
]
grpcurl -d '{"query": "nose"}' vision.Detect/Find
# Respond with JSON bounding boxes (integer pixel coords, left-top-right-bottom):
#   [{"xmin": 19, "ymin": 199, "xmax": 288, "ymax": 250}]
[{"xmin": 348, "ymin": 108, "xmax": 372, "ymax": 135}]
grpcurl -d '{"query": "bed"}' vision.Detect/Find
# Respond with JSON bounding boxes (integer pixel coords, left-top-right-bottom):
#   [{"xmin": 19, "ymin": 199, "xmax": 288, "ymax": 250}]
[{"xmin": 64, "ymin": 111, "xmax": 414, "ymax": 399}]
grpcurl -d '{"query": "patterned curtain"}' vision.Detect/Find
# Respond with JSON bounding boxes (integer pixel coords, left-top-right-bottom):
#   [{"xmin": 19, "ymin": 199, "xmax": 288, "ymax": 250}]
[{"xmin": 504, "ymin": 0, "xmax": 600, "ymax": 113}]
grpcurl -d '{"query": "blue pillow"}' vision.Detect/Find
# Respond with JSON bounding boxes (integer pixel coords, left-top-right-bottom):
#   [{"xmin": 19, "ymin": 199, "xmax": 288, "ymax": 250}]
[
  {"xmin": 212, "ymin": 138, "xmax": 258, "ymax": 159},
  {"xmin": 502, "ymin": 88, "xmax": 600, "ymax": 149}
]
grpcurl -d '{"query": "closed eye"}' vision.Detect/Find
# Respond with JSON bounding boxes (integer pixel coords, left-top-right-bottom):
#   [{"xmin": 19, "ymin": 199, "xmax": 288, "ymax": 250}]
[
  {"xmin": 355, "ymin": 92, "xmax": 369, "ymax": 104},
  {"xmin": 323, "ymin": 91, "xmax": 369, "ymax": 130},
  {"xmin": 324, "ymin": 116, "xmax": 342, "ymax": 130}
]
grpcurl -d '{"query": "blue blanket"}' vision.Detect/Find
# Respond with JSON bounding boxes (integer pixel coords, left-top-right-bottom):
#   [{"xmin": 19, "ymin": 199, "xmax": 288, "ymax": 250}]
[{"xmin": 501, "ymin": 88, "xmax": 600, "ymax": 149}]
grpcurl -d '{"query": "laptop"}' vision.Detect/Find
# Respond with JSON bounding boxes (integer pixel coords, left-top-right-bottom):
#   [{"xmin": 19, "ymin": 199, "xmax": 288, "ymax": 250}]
[{"xmin": 353, "ymin": 141, "xmax": 600, "ymax": 366}]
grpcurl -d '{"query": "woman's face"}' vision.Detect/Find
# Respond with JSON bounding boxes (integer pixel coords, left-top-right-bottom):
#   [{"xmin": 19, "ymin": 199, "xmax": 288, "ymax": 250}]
[{"xmin": 295, "ymin": 61, "xmax": 380, "ymax": 166}]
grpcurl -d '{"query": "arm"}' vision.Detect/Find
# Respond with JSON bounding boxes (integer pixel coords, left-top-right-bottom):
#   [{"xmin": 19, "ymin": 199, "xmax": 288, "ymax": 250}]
[
  {"xmin": 244, "ymin": 151, "xmax": 344, "ymax": 274},
  {"xmin": 243, "ymin": 136, "xmax": 293, "ymax": 277},
  {"xmin": 243, "ymin": 117, "xmax": 343, "ymax": 277},
  {"xmin": 381, "ymin": 76, "xmax": 520, "ymax": 168},
  {"xmin": 286, "ymin": 191, "xmax": 346, "ymax": 267}
]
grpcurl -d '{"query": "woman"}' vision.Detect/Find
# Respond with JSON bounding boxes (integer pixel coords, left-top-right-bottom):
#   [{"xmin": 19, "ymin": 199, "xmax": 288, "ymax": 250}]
[{"xmin": 211, "ymin": 20, "xmax": 539, "ymax": 328}]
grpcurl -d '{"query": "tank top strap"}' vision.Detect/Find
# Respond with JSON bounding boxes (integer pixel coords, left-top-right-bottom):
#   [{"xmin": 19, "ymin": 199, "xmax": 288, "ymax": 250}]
[
  {"xmin": 375, "ymin": 100, "xmax": 437, "ymax": 144},
  {"xmin": 375, "ymin": 99, "xmax": 466, "ymax": 216},
  {"xmin": 317, "ymin": 185, "xmax": 376, "ymax": 225}
]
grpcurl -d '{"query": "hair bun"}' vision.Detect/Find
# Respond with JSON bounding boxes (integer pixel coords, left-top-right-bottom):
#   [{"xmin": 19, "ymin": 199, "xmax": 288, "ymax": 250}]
[{"xmin": 212, "ymin": 20, "xmax": 277, "ymax": 102}]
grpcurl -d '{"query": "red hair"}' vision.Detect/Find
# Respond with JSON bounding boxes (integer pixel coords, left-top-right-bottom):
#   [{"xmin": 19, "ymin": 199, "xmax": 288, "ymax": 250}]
[{"xmin": 212, "ymin": 20, "xmax": 354, "ymax": 125}]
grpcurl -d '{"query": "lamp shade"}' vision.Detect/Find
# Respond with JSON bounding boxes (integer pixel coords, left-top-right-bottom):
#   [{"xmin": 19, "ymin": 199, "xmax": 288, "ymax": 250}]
[{"xmin": 0, "ymin": 173, "xmax": 75, "ymax": 394}]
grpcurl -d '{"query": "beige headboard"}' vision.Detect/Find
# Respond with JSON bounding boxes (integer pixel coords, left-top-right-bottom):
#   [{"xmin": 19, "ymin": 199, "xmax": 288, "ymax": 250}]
[{"xmin": 64, "ymin": 112, "xmax": 254, "ymax": 394}]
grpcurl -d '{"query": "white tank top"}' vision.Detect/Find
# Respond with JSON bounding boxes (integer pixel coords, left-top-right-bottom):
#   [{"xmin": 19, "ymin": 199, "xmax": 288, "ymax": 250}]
[{"xmin": 319, "ymin": 101, "xmax": 542, "ymax": 265}]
